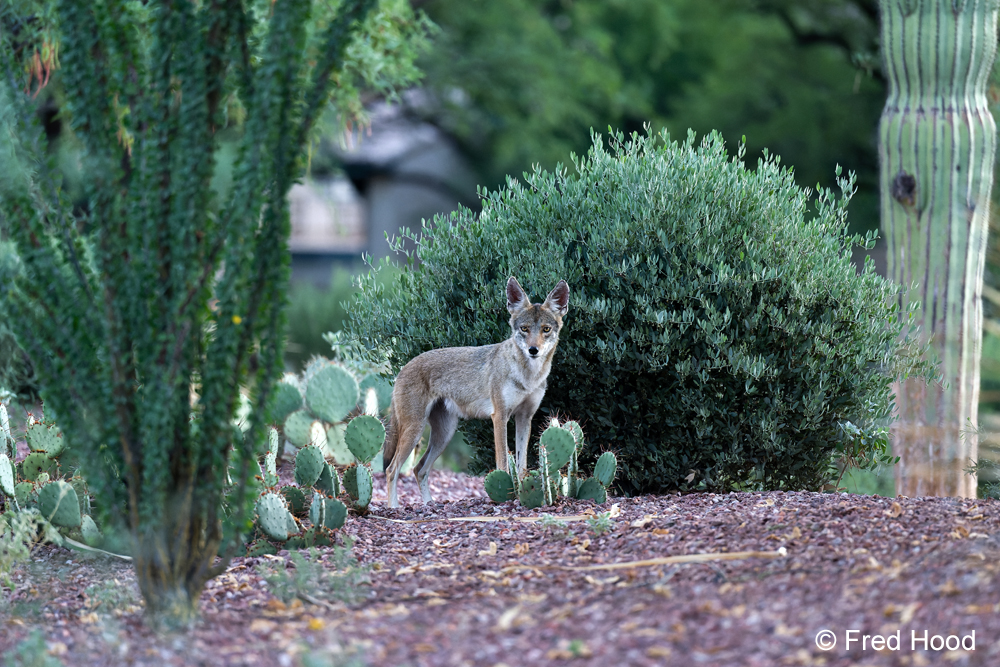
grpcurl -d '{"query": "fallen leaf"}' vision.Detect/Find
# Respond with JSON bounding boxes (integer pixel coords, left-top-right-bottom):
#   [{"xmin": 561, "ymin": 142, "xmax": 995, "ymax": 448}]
[
  {"xmin": 630, "ymin": 515, "xmax": 656, "ymax": 529},
  {"xmin": 951, "ymin": 525, "xmax": 970, "ymax": 539},
  {"xmin": 789, "ymin": 526, "xmax": 802, "ymax": 539},
  {"xmin": 651, "ymin": 528, "xmax": 670, "ymax": 536},
  {"xmin": 479, "ymin": 541, "xmax": 498, "ymax": 556},
  {"xmin": 495, "ymin": 605, "xmax": 523, "ymax": 631},
  {"xmin": 887, "ymin": 502, "xmax": 903, "ymax": 518},
  {"xmin": 47, "ymin": 642, "xmax": 67, "ymax": 656},
  {"xmin": 684, "ymin": 471, "xmax": 696, "ymax": 483},
  {"xmin": 646, "ymin": 646, "xmax": 672, "ymax": 658},
  {"xmin": 306, "ymin": 617, "xmax": 324, "ymax": 631},
  {"xmin": 414, "ymin": 643, "xmax": 437, "ymax": 653},
  {"xmin": 938, "ymin": 580, "xmax": 960, "ymax": 596},
  {"xmin": 250, "ymin": 619, "xmax": 277, "ymax": 634},
  {"xmin": 513, "ymin": 542, "xmax": 530, "ymax": 556}
]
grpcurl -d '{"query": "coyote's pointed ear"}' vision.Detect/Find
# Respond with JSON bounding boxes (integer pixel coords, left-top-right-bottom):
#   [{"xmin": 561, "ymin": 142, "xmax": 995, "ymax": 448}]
[
  {"xmin": 543, "ymin": 280, "xmax": 569, "ymax": 317},
  {"xmin": 506, "ymin": 277, "xmax": 528, "ymax": 314}
]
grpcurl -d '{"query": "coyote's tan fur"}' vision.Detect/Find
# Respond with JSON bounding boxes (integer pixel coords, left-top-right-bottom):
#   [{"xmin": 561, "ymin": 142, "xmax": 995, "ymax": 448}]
[{"xmin": 382, "ymin": 277, "xmax": 570, "ymax": 508}]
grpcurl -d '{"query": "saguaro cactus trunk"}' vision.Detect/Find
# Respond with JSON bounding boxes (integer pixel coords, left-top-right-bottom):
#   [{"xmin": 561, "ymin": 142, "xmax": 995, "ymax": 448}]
[{"xmin": 879, "ymin": 0, "xmax": 998, "ymax": 497}]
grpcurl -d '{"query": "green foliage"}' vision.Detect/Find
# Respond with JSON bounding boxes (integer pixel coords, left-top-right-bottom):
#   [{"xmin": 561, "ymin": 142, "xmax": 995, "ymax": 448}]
[
  {"xmin": 1, "ymin": 629, "xmax": 63, "ymax": 667},
  {"xmin": 418, "ymin": 0, "xmax": 883, "ymax": 235},
  {"xmin": 585, "ymin": 510, "xmax": 615, "ymax": 537},
  {"xmin": 256, "ymin": 541, "xmax": 369, "ymax": 606},
  {"xmin": 352, "ymin": 129, "xmax": 930, "ymax": 495},
  {"xmin": 0, "ymin": 0, "xmax": 428, "ymax": 625},
  {"xmin": 284, "ymin": 268, "xmax": 360, "ymax": 371}
]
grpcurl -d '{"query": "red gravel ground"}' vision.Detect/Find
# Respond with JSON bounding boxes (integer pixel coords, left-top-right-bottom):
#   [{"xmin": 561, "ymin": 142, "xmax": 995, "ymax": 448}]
[{"xmin": 2, "ymin": 468, "xmax": 999, "ymax": 667}]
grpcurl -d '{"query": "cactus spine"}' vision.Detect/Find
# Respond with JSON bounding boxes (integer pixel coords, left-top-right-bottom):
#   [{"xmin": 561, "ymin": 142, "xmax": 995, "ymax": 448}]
[{"xmin": 879, "ymin": 0, "xmax": 999, "ymax": 497}]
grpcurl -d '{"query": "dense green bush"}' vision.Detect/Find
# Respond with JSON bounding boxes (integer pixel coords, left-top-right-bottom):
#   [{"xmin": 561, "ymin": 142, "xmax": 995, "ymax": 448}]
[{"xmin": 347, "ymin": 129, "xmax": 930, "ymax": 495}]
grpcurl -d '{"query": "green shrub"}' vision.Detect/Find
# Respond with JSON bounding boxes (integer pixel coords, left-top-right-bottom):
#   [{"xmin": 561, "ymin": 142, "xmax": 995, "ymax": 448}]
[
  {"xmin": 285, "ymin": 268, "xmax": 360, "ymax": 371},
  {"xmin": 347, "ymin": 129, "xmax": 930, "ymax": 494}
]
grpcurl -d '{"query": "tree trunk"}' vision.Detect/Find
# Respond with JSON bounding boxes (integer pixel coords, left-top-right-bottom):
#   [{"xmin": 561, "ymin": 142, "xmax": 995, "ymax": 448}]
[{"xmin": 879, "ymin": 0, "xmax": 998, "ymax": 497}]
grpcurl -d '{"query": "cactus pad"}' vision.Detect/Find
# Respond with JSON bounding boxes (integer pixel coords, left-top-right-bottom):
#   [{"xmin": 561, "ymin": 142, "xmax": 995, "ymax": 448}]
[
  {"xmin": 309, "ymin": 497, "xmax": 347, "ymax": 530},
  {"xmin": 306, "ymin": 365, "xmax": 359, "ymax": 424},
  {"xmin": 280, "ymin": 485, "xmax": 308, "ymax": 515},
  {"xmin": 267, "ymin": 381, "xmax": 304, "ymax": 425},
  {"xmin": 576, "ymin": 477, "xmax": 607, "ymax": 504},
  {"xmin": 247, "ymin": 538, "xmax": 278, "ymax": 557},
  {"xmin": 358, "ymin": 374, "xmax": 393, "ymax": 413},
  {"xmin": 314, "ymin": 462, "xmax": 340, "ymax": 496},
  {"xmin": 283, "ymin": 409, "xmax": 315, "ymax": 448},
  {"xmin": 255, "ymin": 492, "xmax": 290, "ymax": 542},
  {"xmin": 518, "ymin": 471, "xmax": 545, "ymax": 509},
  {"xmin": 262, "ymin": 452, "xmax": 279, "ymax": 488},
  {"xmin": 540, "ymin": 425, "xmax": 576, "ymax": 473},
  {"xmin": 294, "ymin": 444, "xmax": 325, "ymax": 487},
  {"xmin": 21, "ymin": 452, "xmax": 57, "ymax": 482},
  {"xmin": 69, "ymin": 476, "xmax": 89, "ymax": 516},
  {"xmin": 594, "ymin": 451, "xmax": 617, "ymax": 488},
  {"xmin": 267, "ymin": 427, "xmax": 280, "ymax": 457},
  {"xmin": 342, "ymin": 465, "xmax": 373, "ymax": 511},
  {"xmin": 81, "ymin": 515, "xmax": 102, "ymax": 547},
  {"xmin": 38, "ymin": 481, "xmax": 81, "ymax": 528},
  {"xmin": 285, "ymin": 510, "xmax": 299, "ymax": 535},
  {"xmin": 325, "ymin": 423, "xmax": 355, "ymax": 465},
  {"xmin": 484, "ymin": 469, "xmax": 515, "ymax": 503},
  {"xmin": 26, "ymin": 422, "xmax": 65, "ymax": 457},
  {"xmin": 0, "ymin": 452, "xmax": 14, "ymax": 496},
  {"xmin": 344, "ymin": 415, "xmax": 385, "ymax": 463},
  {"xmin": 562, "ymin": 420, "xmax": 584, "ymax": 446},
  {"xmin": 14, "ymin": 481, "xmax": 35, "ymax": 508}
]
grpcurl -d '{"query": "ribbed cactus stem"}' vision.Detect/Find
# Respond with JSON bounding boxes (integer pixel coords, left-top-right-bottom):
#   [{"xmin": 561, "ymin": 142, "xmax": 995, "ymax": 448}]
[{"xmin": 879, "ymin": 0, "xmax": 998, "ymax": 497}]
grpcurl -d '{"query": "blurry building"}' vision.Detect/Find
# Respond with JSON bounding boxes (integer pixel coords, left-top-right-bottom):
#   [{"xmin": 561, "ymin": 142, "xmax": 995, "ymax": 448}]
[{"xmin": 288, "ymin": 102, "xmax": 477, "ymax": 285}]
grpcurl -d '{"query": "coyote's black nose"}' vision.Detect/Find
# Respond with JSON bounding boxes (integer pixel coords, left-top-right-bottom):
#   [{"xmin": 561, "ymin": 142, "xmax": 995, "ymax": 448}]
[{"xmin": 528, "ymin": 347, "xmax": 538, "ymax": 356}]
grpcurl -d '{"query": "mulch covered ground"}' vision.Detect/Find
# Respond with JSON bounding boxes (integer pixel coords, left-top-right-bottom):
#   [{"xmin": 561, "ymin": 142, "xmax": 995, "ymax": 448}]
[{"xmin": 2, "ymin": 469, "xmax": 999, "ymax": 667}]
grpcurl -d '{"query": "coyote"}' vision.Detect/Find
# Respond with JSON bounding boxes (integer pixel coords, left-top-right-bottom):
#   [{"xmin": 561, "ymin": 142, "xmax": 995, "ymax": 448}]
[{"xmin": 382, "ymin": 277, "xmax": 570, "ymax": 508}]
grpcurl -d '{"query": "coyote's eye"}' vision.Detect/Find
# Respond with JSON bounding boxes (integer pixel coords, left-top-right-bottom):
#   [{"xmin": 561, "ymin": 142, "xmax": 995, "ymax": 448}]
[
  {"xmin": 520, "ymin": 326, "xmax": 529, "ymax": 333},
  {"xmin": 542, "ymin": 326, "xmax": 552, "ymax": 333}
]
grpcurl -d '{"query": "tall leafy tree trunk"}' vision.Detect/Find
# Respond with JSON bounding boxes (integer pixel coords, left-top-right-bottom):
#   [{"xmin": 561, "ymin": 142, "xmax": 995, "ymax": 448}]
[{"xmin": 879, "ymin": 0, "xmax": 998, "ymax": 497}]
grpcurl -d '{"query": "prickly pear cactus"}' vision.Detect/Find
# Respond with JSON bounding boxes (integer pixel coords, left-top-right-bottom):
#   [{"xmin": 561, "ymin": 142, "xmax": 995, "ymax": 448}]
[
  {"xmin": 26, "ymin": 422, "xmax": 64, "ymax": 457},
  {"xmin": 283, "ymin": 409, "xmax": 315, "ymax": 449},
  {"xmin": 255, "ymin": 492, "xmax": 291, "ymax": 542},
  {"xmin": 247, "ymin": 538, "xmax": 278, "ymax": 557},
  {"xmin": 344, "ymin": 415, "xmax": 385, "ymax": 464},
  {"xmin": 562, "ymin": 420, "xmax": 584, "ymax": 447},
  {"xmin": 484, "ymin": 470, "xmax": 515, "ymax": 503},
  {"xmin": 358, "ymin": 374, "xmax": 393, "ymax": 414},
  {"xmin": 506, "ymin": 453, "xmax": 520, "ymax": 494},
  {"xmin": 80, "ymin": 514, "xmax": 102, "ymax": 547},
  {"xmin": 0, "ymin": 404, "xmax": 10, "ymax": 457},
  {"xmin": 342, "ymin": 464, "xmax": 373, "ymax": 512},
  {"xmin": 306, "ymin": 365, "xmax": 359, "ymax": 424},
  {"xmin": 14, "ymin": 481, "xmax": 35, "ymax": 508},
  {"xmin": 294, "ymin": 444, "xmax": 325, "ymax": 487},
  {"xmin": 38, "ymin": 480, "xmax": 81, "ymax": 528},
  {"xmin": 518, "ymin": 470, "xmax": 545, "ymax": 509},
  {"xmin": 325, "ymin": 423, "xmax": 355, "ymax": 465},
  {"xmin": 314, "ymin": 462, "xmax": 340, "ymax": 496},
  {"xmin": 576, "ymin": 477, "xmax": 607, "ymax": 504},
  {"xmin": 540, "ymin": 426, "xmax": 575, "ymax": 474},
  {"xmin": 21, "ymin": 452, "xmax": 56, "ymax": 482},
  {"xmin": 268, "ymin": 381, "xmax": 304, "ymax": 426},
  {"xmin": 593, "ymin": 451, "xmax": 617, "ymax": 489},
  {"xmin": 0, "ymin": 452, "xmax": 13, "ymax": 497},
  {"xmin": 309, "ymin": 493, "xmax": 348, "ymax": 530},
  {"xmin": 281, "ymin": 485, "xmax": 307, "ymax": 516}
]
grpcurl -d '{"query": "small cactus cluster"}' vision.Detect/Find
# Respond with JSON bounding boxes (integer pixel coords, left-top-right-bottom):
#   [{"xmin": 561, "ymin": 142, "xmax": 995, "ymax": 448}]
[
  {"xmin": 0, "ymin": 406, "xmax": 103, "ymax": 548},
  {"xmin": 266, "ymin": 358, "xmax": 391, "ymax": 468},
  {"xmin": 484, "ymin": 419, "xmax": 617, "ymax": 508},
  {"xmin": 247, "ymin": 371, "xmax": 389, "ymax": 554}
]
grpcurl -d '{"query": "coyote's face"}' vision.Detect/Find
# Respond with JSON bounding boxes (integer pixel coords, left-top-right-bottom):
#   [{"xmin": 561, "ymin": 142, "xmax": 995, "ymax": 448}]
[{"xmin": 507, "ymin": 278, "xmax": 570, "ymax": 361}]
